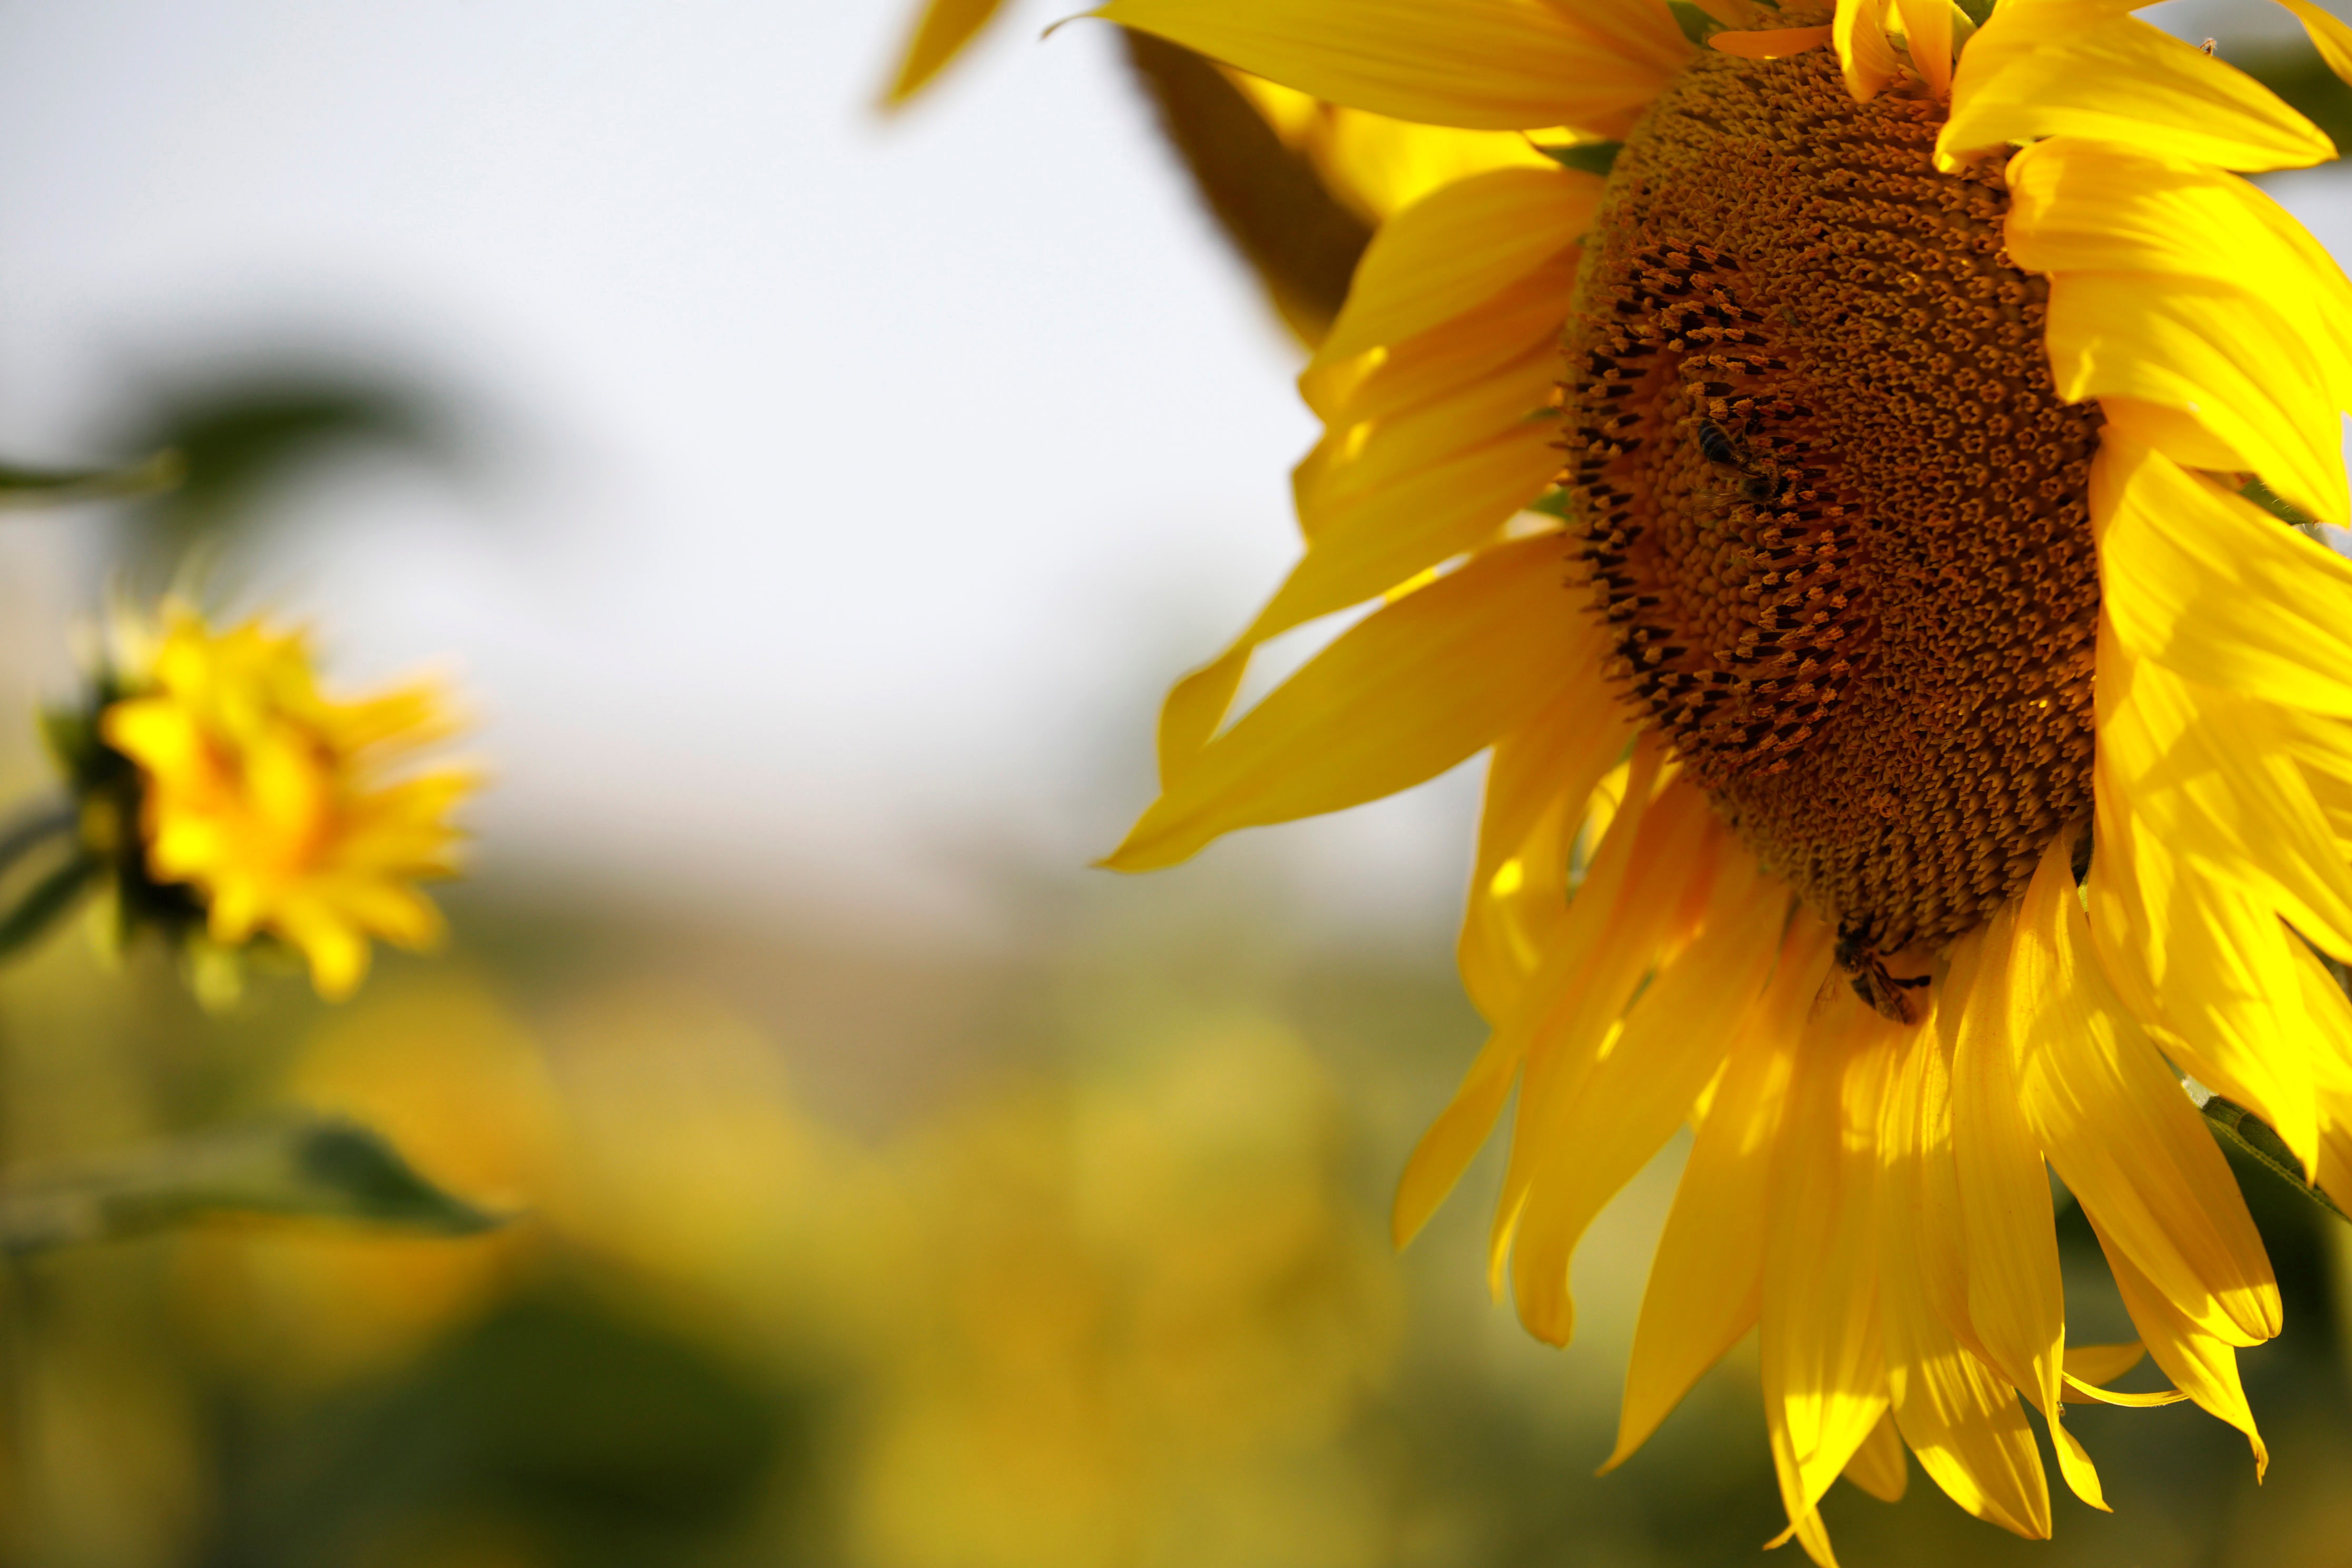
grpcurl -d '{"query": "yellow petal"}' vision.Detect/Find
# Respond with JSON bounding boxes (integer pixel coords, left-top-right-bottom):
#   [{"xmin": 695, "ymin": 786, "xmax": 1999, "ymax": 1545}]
[
  {"xmin": 1606, "ymin": 909, "xmax": 1831, "ymax": 1470},
  {"xmin": 1943, "ymin": 903, "xmax": 2077, "ymax": 1438},
  {"xmin": 1505, "ymin": 851, "xmax": 1791, "ymax": 1345},
  {"xmin": 1879, "ymin": 1006, "xmax": 2052, "ymax": 1538},
  {"xmin": 2005, "ymin": 139, "xmax": 2352, "ymax": 410},
  {"xmin": 1459, "ymin": 682, "xmax": 1638, "ymax": 1020},
  {"xmin": 2095, "ymin": 437, "xmax": 2352, "ymax": 714},
  {"xmin": 2094, "ymin": 1215, "xmax": 2269, "ymax": 1477},
  {"xmin": 1396, "ymin": 739, "xmax": 1665, "ymax": 1245},
  {"xmin": 1490, "ymin": 769, "xmax": 1727, "ymax": 1310},
  {"xmin": 1106, "ymin": 532, "xmax": 1591, "ymax": 870},
  {"xmin": 1093, "ymin": 0, "xmax": 1680, "ymax": 133},
  {"xmin": 2095, "ymin": 621, "xmax": 2352, "ymax": 966},
  {"xmin": 2086, "ymin": 804, "xmax": 2322, "ymax": 1174},
  {"xmin": 1894, "ymin": 0, "xmax": 1955, "ymax": 94},
  {"xmin": 1301, "ymin": 341, "xmax": 1561, "ymax": 516},
  {"xmin": 2010, "ymin": 836, "xmax": 2281, "ymax": 1349},
  {"xmin": 2045, "ymin": 270, "xmax": 2344, "ymax": 526},
  {"xmin": 1314, "ymin": 166, "xmax": 1596, "ymax": 365},
  {"xmin": 1761, "ymin": 993, "xmax": 1899, "ymax": 1537},
  {"xmin": 1840, "ymin": 1408, "xmax": 1907, "ymax": 1504},
  {"xmin": 1834, "ymin": 0, "xmax": 1898, "ymax": 100},
  {"xmin": 1939, "ymin": 4, "xmax": 2333, "ymax": 173}
]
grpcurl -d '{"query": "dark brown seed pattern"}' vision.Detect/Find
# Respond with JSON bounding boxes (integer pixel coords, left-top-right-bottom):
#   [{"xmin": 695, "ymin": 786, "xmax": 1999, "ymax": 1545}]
[{"xmin": 1559, "ymin": 48, "xmax": 2104, "ymax": 967}]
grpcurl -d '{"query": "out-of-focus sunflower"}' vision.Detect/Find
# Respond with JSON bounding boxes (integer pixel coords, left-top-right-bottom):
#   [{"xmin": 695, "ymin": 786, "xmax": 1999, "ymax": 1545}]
[
  {"xmin": 54, "ymin": 603, "xmax": 476, "ymax": 1002},
  {"xmin": 1076, "ymin": 0, "xmax": 2352, "ymax": 1557}
]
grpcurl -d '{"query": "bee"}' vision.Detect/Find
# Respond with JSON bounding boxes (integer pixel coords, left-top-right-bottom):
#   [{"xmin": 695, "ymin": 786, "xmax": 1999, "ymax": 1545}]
[
  {"xmin": 1695, "ymin": 418, "xmax": 1785, "ymax": 505},
  {"xmin": 1834, "ymin": 926, "xmax": 1931, "ymax": 1025}
]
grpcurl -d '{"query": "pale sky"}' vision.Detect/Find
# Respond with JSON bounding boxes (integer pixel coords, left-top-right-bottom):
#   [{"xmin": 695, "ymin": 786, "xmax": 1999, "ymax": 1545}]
[{"xmin": 0, "ymin": 0, "xmax": 2336, "ymax": 939}]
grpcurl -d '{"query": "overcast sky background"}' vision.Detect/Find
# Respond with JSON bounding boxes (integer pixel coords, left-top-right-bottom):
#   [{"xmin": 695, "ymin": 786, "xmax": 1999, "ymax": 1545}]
[{"xmin": 0, "ymin": 0, "xmax": 2334, "ymax": 942}]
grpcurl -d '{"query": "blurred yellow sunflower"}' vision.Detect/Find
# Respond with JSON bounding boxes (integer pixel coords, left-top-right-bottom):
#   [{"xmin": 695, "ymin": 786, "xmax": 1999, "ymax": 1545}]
[
  {"xmin": 95, "ymin": 605, "xmax": 475, "ymax": 1001},
  {"xmin": 1085, "ymin": 0, "xmax": 2352, "ymax": 1557}
]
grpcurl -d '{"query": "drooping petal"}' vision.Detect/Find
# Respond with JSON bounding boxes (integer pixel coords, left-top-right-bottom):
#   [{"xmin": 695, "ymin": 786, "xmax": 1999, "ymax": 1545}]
[
  {"xmin": 1879, "ymin": 996, "xmax": 2052, "ymax": 1538},
  {"xmin": 1506, "ymin": 852, "xmax": 1795, "ymax": 1345},
  {"xmin": 1107, "ymin": 532, "xmax": 1594, "ymax": 870},
  {"xmin": 1396, "ymin": 741, "xmax": 1667, "ymax": 1246},
  {"xmin": 1606, "ymin": 908, "xmax": 1832, "ymax": 1469},
  {"xmin": 1841, "ymin": 1408, "xmax": 1908, "ymax": 1504},
  {"xmin": 1761, "ymin": 992, "xmax": 1902, "ymax": 1547},
  {"xmin": 1093, "ymin": 0, "xmax": 1680, "ymax": 133},
  {"xmin": 1943, "ymin": 899, "xmax": 2105, "ymax": 1506},
  {"xmin": 2094, "ymin": 1216, "xmax": 2269, "ymax": 1477},
  {"xmin": 1459, "ymin": 689, "xmax": 1638, "ymax": 1021},
  {"xmin": 1893, "ymin": 0, "xmax": 1954, "ymax": 94},
  {"xmin": 2010, "ymin": 837, "xmax": 2280, "ymax": 1349},
  {"xmin": 1489, "ymin": 772, "xmax": 1729, "ymax": 1307}
]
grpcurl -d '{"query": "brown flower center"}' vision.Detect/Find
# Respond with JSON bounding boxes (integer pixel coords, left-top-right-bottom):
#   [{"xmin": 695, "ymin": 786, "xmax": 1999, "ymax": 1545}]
[{"xmin": 1560, "ymin": 48, "xmax": 2102, "ymax": 993}]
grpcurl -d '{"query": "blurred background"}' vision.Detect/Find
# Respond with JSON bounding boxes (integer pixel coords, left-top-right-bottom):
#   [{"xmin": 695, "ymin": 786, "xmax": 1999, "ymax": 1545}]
[{"xmin": 0, "ymin": 2, "xmax": 2343, "ymax": 1564}]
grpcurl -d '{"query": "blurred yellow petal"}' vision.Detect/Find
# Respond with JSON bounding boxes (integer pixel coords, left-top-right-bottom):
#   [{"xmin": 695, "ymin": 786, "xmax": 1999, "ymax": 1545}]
[
  {"xmin": 1894, "ymin": 0, "xmax": 1954, "ymax": 93},
  {"xmin": 2275, "ymin": 0, "xmax": 2352, "ymax": 86},
  {"xmin": 1711, "ymin": 25, "xmax": 1833, "ymax": 60},
  {"xmin": 1094, "ymin": 0, "xmax": 1680, "ymax": 133},
  {"xmin": 884, "ymin": 0, "xmax": 1007, "ymax": 104}
]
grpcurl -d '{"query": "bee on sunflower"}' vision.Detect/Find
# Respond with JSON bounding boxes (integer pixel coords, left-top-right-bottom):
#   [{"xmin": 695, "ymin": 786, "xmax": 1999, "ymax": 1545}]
[
  {"xmin": 35, "ymin": 602, "xmax": 478, "ymax": 1005},
  {"xmin": 920, "ymin": 0, "xmax": 2352, "ymax": 1558}
]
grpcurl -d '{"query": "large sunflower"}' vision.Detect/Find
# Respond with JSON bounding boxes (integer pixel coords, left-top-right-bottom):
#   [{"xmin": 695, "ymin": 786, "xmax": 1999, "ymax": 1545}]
[{"xmin": 1086, "ymin": 0, "xmax": 2352, "ymax": 1557}]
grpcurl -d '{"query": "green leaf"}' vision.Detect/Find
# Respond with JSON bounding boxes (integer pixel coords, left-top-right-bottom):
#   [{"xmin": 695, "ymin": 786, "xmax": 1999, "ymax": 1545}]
[
  {"xmin": 1526, "ymin": 487, "xmax": 1575, "ymax": 521},
  {"xmin": 2201, "ymin": 1096, "xmax": 2348, "ymax": 1227},
  {"xmin": 0, "ymin": 449, "xmax": 182, "ymax": 509},
  {"xmin": 1533, "ymin": 139, "xmax": 1621, "ymax": 177},
  {"xmin": 0, "ymin": 1114, "xmax": 507, "ymax": 1254},
  {"xmin": 1668, "ymin": 1, "xmax": 1723, "ymax": 45}
]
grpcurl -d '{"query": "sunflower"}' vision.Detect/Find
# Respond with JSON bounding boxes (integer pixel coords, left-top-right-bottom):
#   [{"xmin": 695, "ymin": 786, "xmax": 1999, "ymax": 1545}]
[
  {"xmin": 1084, "ymin": 0, "xmax": 2352, "ymax": 1556},
  {"xmin": 76, "ymin": 604, "xmax": 476, "ymax": 1002}
]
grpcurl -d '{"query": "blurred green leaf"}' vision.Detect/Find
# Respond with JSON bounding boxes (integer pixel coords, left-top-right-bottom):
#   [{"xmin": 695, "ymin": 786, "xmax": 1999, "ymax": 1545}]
[
  {"xmin": 0, "ymin": 449, "xmax": 182, "ymax": 508},
  {"xmin": 0, "ymin": 1114, "xmax": 505, "ymax": 1254},
  {"xmin": 2202, "ymin": 1096, "xmax": 2348, "ymax": 1226}
]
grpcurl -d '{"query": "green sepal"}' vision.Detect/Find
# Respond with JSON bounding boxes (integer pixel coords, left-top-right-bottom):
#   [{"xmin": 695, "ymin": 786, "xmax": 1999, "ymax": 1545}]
[
  {"xmin": 1953, "ymin": 0, "xmax": 1997, "ymax": 23},
  {"xmin": 0, "ymin": 449, "xmax": 181, "ymax": 509},
  {"xmin": 0, "ymin": 1114, "xmax": 507, "ymax": 1255},
  {"xmin": 1668, "ymin": 1, "xmax": 1723, "ymax": 45},
  {"xmin": 2201, "ymin": 1096, "xmax": 2348, "ymax": 1227},
  {"xmin": 1533, "ymin": 139, "xmax": 1621, "ymax": 177}
]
